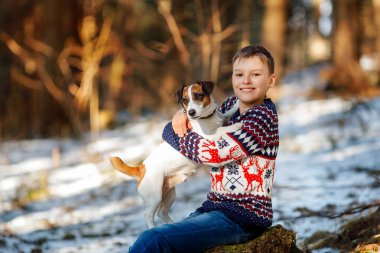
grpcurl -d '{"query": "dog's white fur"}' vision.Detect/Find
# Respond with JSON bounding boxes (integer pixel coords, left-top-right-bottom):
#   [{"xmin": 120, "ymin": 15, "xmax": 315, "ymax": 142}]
[{"xmin": 110, "ymin": 82, "xmax": 240, "ymax": 228}]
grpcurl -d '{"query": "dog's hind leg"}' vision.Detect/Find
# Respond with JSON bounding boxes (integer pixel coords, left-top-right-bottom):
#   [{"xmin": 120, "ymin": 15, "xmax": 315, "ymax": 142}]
[
  {"xmin": 144, "ymin": 199, "xmax": 161, "ymax": 228},
  {"xmin": 140, "ymin": 186, "xmax": 161, "ymax": 228},
  {"xmin": 158, "ymin": 187, "xmax": 176, "ymax": 224},
  {"xmin": 138, "ymin": 171, "xmax": 165, "ymax": 228}
]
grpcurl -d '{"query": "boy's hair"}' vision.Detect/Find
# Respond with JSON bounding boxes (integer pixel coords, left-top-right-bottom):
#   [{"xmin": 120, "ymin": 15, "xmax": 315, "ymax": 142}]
[{"xmin": 232, "ymin": 46, "xmax": 275, "ymax": 74}]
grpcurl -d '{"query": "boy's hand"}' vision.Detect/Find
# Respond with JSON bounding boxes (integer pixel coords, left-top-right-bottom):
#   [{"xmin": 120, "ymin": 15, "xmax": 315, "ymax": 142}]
[{"xmin": 172, "ymin": 110, "xmax": 192, "ymax": 137}]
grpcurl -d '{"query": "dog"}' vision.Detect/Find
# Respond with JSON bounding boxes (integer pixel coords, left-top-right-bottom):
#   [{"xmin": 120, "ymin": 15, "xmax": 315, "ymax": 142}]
[{"xmin": 110, "ymin": 81, "xmax": 241, "ymax": 228}]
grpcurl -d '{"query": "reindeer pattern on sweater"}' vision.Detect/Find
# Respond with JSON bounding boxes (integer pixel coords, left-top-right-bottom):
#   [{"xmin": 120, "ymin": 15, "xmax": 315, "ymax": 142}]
[{"xmin": 162, "ymin": 96, "xmax": 279, "ymax": 229}]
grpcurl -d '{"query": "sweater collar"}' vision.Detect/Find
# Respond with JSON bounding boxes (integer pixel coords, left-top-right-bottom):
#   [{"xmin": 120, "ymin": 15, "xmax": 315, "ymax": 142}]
[{"xmin": 230, "ymin": 98, "xmax": 275, "ymax": 122}]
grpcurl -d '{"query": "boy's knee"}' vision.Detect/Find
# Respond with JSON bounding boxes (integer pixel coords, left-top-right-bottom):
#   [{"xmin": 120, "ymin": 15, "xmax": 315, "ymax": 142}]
[
  {"xmin": 130, "ymin": 228, "xmax": 169, "ymax": 252},
  {"xmin": 136, "ymin": 228, "xmax": 161, "ymax": 245},
  {"xmin": 139, "ymin": 228, "xmax": 161, "ymax": 242}
]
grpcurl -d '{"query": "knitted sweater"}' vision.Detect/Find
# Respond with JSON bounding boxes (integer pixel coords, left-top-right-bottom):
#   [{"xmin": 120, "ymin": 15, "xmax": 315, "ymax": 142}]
[{"xmin": 162, "ymin": 97, "xmax": 279, "ymax": 230}]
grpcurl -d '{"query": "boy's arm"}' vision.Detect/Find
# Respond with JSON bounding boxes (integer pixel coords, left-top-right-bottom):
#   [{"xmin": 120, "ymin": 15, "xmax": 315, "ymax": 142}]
[
  {"xmin": 172, "ymin": 110, "xmax": 192, "ymax": 138},
  {"xmin": 216, "ymin": 96, "xmax": 239, "ymax": 123},
  {"xmin": 172, "ymin": 97, "xmax": 238, "ymax": 137},
  {"xmin": 178, "ymin": 105, "xmax": 279, "ymax": 167}
]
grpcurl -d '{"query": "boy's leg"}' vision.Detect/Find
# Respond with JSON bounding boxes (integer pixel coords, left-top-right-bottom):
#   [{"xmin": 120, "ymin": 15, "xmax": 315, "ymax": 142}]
[{"xmin": 128, "ymin": 211, "xmax": 254, "ymax": 253}]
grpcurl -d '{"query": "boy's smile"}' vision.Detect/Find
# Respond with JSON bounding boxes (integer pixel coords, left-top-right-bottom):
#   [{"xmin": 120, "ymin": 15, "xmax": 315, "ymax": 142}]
[
  {"xmin": 232, "ymin": 56, "xmax": 275, "ymax": 113},
  {"xmin": 240, "ymin": 87, "xmax": 255, "ymax": 91},
  {"xmin": 239, "ymin": 87, "xmax": 256, "ymax": 93}
]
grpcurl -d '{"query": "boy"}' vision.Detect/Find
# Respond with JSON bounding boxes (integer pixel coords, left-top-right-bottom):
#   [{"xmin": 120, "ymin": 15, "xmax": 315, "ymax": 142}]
[{"xmin": 129, "ymin": 45, "xmax": 279, "ymax": 253}]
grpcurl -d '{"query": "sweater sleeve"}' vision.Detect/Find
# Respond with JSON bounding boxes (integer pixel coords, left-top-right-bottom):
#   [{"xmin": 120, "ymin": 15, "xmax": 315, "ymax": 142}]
[
  {"xmin": 218, "ymin": 96, "xmax": 239, "ymax": 115},
  {"xmin": 179, "ymin": 103, "xmax": 279, "ymax": 166},
  {"xmin": 216, "ymin": 96, "xmax": 239, "ymax": 123}
]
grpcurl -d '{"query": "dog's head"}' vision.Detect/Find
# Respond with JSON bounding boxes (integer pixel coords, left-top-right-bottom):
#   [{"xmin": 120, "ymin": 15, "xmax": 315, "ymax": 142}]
[{"xmin": 175, "ymin": 81, "xmax": 217, "ymax": 119}]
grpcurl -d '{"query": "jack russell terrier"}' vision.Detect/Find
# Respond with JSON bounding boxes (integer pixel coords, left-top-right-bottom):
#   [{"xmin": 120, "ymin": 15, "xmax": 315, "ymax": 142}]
[{"xmin": 110, "ymin": 81, "xmax": 240, "ymax": 228}]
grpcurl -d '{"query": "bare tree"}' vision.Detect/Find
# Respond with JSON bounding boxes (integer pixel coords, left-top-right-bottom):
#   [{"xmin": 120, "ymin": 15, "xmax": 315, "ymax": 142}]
[
  {"xmin": 1, "ymin": 0, "xmax": 125, "ymax": 138},
  {"xmin": 157, "ymin": 0, "xmax": 237, "ymax": 100}
]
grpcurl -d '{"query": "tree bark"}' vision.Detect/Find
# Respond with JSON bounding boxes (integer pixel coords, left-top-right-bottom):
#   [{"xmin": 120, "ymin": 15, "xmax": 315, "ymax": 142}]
[
  {"xmin": 322, "ymin": 0, "xmax": 371, "ymax": 97},
  {"xmin": 374, "ymin": 0, "xmax": 380, "ymax": 83},
  {"xmin": 239, "ymin": 0, "xmax": 252, "ymax": 48},
  {"xmin": 261, "ymin": 0, "xmax": 288, "ymax": 81}
]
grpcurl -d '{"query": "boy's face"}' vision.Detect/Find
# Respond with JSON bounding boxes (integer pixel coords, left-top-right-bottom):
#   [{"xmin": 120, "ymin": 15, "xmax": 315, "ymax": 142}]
[{"xmin": 232, "ymin": 56, "xmax": 275, "ymax": 112}]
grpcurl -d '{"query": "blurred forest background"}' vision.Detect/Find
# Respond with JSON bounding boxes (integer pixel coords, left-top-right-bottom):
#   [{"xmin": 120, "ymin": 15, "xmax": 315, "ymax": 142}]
[{"xmin": 1, "ymin": 0, "xmax": 380, "ymax": 140}]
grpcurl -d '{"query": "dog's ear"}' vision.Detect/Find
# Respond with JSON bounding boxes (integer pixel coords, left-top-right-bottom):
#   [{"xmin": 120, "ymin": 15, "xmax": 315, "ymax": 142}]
[
  {"xmin": 175, "ymin": 85, "xmax": 185, "ymax": 104},
  {"xmin": 198, "ymin": 81, "xmax": 214, "ymax": 95}
]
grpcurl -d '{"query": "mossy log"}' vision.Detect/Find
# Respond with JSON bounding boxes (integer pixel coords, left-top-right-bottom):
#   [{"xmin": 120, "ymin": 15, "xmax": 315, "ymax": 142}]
[
  {"xmin": 205, "ymin": 224, "xmax": 302, "ymax": 253},
  {"xmin": 304, "ymin": 207, "xmax": 380, "ymax": 252}
]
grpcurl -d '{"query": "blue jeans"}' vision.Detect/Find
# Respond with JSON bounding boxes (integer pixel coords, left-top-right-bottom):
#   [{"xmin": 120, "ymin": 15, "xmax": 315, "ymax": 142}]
[{"xmin": 128, "ymin": 211, "xmax": 263, "ymax": 253}]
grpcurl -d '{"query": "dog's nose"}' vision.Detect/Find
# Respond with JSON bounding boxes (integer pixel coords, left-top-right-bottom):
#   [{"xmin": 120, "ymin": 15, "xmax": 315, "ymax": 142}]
[{"xmin": 188, "ymin": 109, "xmax": 196, "ymax": 117}]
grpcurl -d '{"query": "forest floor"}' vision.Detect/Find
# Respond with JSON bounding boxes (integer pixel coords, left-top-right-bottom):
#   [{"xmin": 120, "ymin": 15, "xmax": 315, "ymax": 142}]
[{"xmin": 1, "ymin": 64, "xmax": 380, "ymax": 253}]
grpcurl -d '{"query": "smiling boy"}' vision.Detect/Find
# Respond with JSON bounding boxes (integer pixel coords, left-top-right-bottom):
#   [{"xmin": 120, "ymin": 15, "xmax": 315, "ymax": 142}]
[
  {"xmin": 128, "ymin": 45, "xmax": 279, "ymax": 253},
  {"xmin": 231, "ymin": 50, "xmax": 275, "ymax": 113}
]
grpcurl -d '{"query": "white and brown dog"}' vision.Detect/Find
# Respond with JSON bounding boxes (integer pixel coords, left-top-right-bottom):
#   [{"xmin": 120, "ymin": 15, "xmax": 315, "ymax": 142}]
[{"xmin": 110, "ymin": 81, "xmax": 240, "ymax": 228}]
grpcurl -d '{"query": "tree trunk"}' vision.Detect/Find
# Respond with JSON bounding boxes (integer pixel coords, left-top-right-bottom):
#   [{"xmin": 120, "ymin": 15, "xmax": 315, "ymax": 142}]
[
  {"xmin": 239, "ymin": 0, "xmax": 252, "ymax": 48},
  {"xmin": 322, "ymin": 0, "xmax": 371, "ymax": 97},
  {"xmin": 374, "ymin": 0, "xmax": 380, "ymax": 84},
  {"xmin": 333, "ymin": 0, "xmax": 358, "ymax": 65},
  {"xmin": 261, "ymin": 0, "xmax": 288, "ymax": 81}
]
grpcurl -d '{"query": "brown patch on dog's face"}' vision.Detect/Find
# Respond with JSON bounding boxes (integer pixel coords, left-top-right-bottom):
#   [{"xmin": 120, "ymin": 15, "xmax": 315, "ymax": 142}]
[
  {"xmin": 191, "ymin": 83, "xmax": 211, "ymax": 106},
  {"xmin": 180, "ymin": 86, "xmax": 190, "ymax": 108},
  {"xmin": 176, "ymin": 82, "xmax": 213, "ymax": 113}
]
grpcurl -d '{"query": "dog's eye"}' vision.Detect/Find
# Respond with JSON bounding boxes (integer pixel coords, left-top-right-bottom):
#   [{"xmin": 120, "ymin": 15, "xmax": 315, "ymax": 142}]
[
  {"xmin": 181, "ymin": 97, "xmax": 189, "ymax": 105},
  {"xmin": 194, "ymin": 93, "xmax": 204, "ymax": 101}
]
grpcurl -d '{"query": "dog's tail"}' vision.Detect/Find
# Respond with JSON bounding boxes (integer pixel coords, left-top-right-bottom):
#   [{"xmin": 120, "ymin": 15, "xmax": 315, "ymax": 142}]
[{"xmin": 110, "ymin": 157, "xmax": 145, "ymax": 185}]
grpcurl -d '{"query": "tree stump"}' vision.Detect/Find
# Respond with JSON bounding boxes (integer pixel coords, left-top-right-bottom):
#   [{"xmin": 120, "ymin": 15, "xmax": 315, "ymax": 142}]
[{"xmin": 205, "ymin": 224, "xmax": 303, "ymax": 253}]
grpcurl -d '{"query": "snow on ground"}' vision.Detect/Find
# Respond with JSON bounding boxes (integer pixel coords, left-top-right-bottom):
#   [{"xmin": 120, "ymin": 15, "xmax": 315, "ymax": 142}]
[{"xmin": 1, "ymin": 65, "xmax": 380, "ymax": 252}]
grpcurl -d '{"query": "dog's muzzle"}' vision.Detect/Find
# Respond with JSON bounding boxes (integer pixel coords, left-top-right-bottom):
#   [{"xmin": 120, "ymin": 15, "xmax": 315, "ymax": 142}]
[{"xmin": 188, "ymin": 109, "xmax": 196, "ymax": 117}]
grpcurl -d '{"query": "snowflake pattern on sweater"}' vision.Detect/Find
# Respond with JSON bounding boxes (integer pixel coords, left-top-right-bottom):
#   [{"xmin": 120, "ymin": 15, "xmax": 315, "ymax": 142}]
[{"xmin": 162, "ymin": 97, "xmax": 279, "ymax": 229}]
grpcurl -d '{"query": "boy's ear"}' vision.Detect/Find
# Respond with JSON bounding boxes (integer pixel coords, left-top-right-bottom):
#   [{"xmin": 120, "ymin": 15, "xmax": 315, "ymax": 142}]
[
  {"xmin": 175, "ymin": 85, "xmax": 185, "ymax": 104},
  {"xmin": 269, "ymin": 74, "xmax": 276, "ymax": 87},
  {"xmin": 198, "ymin": 81, "xmax": 214, "ymax": 95}
]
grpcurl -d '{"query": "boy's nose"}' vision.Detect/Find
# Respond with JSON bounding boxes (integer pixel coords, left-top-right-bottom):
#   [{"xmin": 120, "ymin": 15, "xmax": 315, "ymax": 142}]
[{"xmin": 242, "ymin": 75, "xmax": 251, "ymax": 84}]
